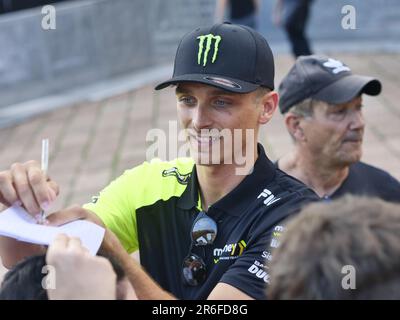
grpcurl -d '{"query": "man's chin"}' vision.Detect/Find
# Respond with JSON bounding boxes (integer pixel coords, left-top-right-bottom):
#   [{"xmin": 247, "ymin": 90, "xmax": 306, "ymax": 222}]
[
  {"xmin": 337, "ymin": 149, "xmax": 362, "ymax": 166},
  {"xmin": 190, "ymin": 151, "xmax": 222, "ymax": 166},
  {"xmin": 189, "ymin": 141, "xmax": 221, "ymax": 164}
]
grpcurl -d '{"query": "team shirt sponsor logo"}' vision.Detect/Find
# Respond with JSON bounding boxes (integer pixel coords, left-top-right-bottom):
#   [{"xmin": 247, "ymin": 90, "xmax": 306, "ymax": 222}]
[
  {"xmin": 269, "ymin": 225, "xmax": 285, "ymax": 248},
  {"xmin": 213, "ymin": 240, "xmax": 247, "ymax": 264},
  {"xmin": 247, "ymin": 226, "xmax": 284, "ymax": 284},
  {"xmin": 248, "ymin": 260, "xmax": 270, "ymax": 284},
  {"xmin": 257, "ymin": 188, "xmax": 281, "ymax": 206},
  {"xmin": 162, "ymin": 167, "xmax": 191, "ymax": 185},
  {"xmin": 262, "ymin": 251, "xmax": 273, "ymax": 262}
]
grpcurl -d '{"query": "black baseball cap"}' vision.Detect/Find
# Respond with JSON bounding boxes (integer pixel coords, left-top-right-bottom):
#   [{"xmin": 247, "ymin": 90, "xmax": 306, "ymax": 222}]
[
  {"xmin": 155, "ymin": 22, "xmax": 275, "ymax": 93},
  {"xmin": 279, "ymin": 55, "xmax": 382, "ymax": 114}
]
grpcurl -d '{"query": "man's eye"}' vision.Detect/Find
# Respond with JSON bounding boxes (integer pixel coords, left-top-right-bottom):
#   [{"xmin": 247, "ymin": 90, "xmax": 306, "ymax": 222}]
[
  {"xmin": 179, "ymin": 97, "xmax": 196, "ymax": 106},
  {"xmin": 333, "ymin": 108, "xmax": 346, "ymax": 114},
  {"xmin": 214, "ymin": 99, "xmax": 230, "ymax": 107}
]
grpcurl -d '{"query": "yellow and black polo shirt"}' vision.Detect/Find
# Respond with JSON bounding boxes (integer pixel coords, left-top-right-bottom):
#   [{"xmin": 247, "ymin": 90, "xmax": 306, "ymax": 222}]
[{"xmin": 83, "ymin": 144, "xmax": 318, "ymax": 299}]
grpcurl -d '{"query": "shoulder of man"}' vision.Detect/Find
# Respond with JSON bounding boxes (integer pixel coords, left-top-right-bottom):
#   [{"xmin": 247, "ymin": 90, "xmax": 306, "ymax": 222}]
[
  {"xmin": 122, "ymin": 157, "xmax": 195, "ymax": 185},
  {"xmin": 220, "ymin": 170, "xmax": 319, "ymax": 300},
  {"xmin": 273, "ymin": 167, "xmax": 320, "ymax": 205},
  {"xmin": 253, "ymin": 167, "xmax": 320, "ymax": 230},
  {"xmin": 82, "ymin": 157, "xmax": 195, "ymax": 252},
  {"xmin": 346, "ymin": 161, "xmax": 400, "ymax": 202},
  {"xmin": 349, "ymin": 161, "xmax": 400, "ymax": 192},
  {"xmin": 351, "ymin": 161, "xmax": 400, "ymax": 182},
  {"xmin": 85, "ymin": 157, "xmax": 195, "ymax": 210}
]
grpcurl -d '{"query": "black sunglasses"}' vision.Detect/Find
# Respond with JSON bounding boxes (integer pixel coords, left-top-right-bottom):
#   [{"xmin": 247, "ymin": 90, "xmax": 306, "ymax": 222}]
[{"xmin": 182, "ymin": 211, "xmax": 218, "ymax": 286}]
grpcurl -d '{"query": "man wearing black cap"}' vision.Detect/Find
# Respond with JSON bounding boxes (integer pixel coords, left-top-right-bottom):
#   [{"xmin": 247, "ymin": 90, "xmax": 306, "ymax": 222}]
[
  {"xmin": 0, "ymin": 23, "xmax": 318, "ymax": 299},
  {"xmin": 277, "ymin": 55, "xmax": 400, "ymax": 202}
]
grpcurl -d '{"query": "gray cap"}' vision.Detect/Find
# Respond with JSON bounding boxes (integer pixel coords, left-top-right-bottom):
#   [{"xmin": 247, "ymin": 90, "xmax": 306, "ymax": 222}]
[{"xmin": 278, "ymin": 55, "xmax": 382, "ymax": 114}]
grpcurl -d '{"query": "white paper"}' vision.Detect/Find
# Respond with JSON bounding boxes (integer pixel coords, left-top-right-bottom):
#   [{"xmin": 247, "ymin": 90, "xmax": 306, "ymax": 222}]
[{"xmin": 0, "ymin": 205, "xmax": 105, "ymax": 255}]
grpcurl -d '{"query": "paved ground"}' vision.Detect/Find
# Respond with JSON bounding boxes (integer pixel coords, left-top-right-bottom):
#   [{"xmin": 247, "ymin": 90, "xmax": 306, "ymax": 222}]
[{"xmin": 1, "ymin": 53, "xmax": 400, "ymax": 281}]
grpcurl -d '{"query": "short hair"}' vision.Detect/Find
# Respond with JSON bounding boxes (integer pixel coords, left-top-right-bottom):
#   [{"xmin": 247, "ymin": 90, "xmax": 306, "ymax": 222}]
[
  {"xmin": 267, "ymin": 196, "xmax": 400, "ymax": 300},
  {"xmin": 0, "ymin": 253, "xmax": 126, "ymax": 300},
  {"xmin": 253, "ymin": 86, "xmax": 271, "ymax": 103},
  {"xmin": 0, "ymin": 255, "xmax": 48, "ymax": 300},
  {"xmin": 287, "ymin": 98, "xmax": 315, "ymax": 117}
]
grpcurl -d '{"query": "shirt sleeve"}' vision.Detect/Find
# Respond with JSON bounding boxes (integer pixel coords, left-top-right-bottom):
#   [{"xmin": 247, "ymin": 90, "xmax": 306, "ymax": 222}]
[
  {"xmin": 83, "ymin": 167, "xmax": 142, "ymax": 253},
  {"xmin": 379, "ymin": 173, "xmax": 400, "ymax": 203},
  {"xmin": 218, "ymin": 192, "xmax": 318, "ymax": 299},
  {"xmin": 217, "ymin": 225, "xmax": 279, "ymax": 300},
  {"xmin": 82, "ymin": 158, "xmax": 194, "ymax": 254}
]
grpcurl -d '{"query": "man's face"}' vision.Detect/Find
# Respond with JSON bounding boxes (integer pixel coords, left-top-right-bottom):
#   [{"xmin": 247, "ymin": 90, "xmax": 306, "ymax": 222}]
[
  {"xmin": 175, "ymin": 82, "xmax": 264, "ymax": 166},
  {"xmin": 302, "ymin": 96, "xmax": 365, "ymax": 166}
]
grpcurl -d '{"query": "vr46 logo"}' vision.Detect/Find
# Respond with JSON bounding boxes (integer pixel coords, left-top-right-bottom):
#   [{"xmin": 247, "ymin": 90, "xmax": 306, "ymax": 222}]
[{"xmin": 197, "ymin": 34, "xmax": 222, "ymax": 67}]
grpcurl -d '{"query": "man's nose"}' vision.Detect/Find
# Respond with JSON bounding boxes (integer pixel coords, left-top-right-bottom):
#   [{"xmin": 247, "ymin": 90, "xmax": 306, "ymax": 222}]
[
  {"xmin": 349, "ymin": 108, "xmax": 365, "ymax": 130},
  {"xmin": 192, "ymin": 105, "xmax": 212, "ymax": 130}
]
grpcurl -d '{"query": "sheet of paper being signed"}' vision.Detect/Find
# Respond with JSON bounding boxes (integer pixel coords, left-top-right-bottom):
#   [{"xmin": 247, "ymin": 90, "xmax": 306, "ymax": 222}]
[{"xmin": 0, "ymin": 205, "xmax": 105, "ymax": 255}]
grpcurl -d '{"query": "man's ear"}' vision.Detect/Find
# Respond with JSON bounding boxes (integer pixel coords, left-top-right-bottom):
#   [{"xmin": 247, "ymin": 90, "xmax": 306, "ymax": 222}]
[
  {"xmin": 259, "ymin": 91, "xmax": 279, "ymax": 124},
  {"xmin": 285, "ymin": 113, "xmax": 307, "ymax": 142}
]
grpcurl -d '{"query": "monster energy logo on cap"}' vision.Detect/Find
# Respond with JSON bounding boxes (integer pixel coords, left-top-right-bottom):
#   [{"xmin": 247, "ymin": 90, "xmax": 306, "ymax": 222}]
[{"xmin": 197, "ymin": 34, "xmax": 222, "ymax": 67}]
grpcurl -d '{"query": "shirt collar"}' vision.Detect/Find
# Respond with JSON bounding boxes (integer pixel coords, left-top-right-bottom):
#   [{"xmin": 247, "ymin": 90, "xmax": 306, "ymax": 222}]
[
  {"xmin": 177, "ymin": 143, "xmax": 276, "ymax": 216},
  {"xmin": 177, "ymin": 164, "xmax": 200, "ymax": 211}
]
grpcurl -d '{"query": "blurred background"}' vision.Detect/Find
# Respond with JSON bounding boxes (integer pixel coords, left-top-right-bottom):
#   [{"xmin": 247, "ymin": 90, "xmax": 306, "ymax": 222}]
[
  {"xmin": 0, "ymin": 0, "xmax": 399, "ymax": 279},
  {"xmin": 0, "ymin": 0, "xmax": 70, "ymax": 13}
]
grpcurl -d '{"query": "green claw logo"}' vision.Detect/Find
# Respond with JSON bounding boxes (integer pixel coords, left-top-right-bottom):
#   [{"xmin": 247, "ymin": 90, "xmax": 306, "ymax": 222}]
[{"xmin": 197, "ymin": 34, "xmax": 222, "ymax": 67}]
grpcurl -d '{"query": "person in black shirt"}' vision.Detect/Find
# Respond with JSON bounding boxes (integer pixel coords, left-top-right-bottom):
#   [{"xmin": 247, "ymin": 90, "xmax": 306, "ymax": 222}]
[
  {"xmin": 273, "ymin": 0, "xmax": 313, "ymax": 57},
  {"xmin": 0, "ymin": 23, "xmax": 318, "ymax": 299},
  {"xmin": 277, "ymin": 55, "xmax": 400, "ymax": 203},
  {"xmin": 215, "ymin": 0, "xmax": 260, "ymax": 29}
]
